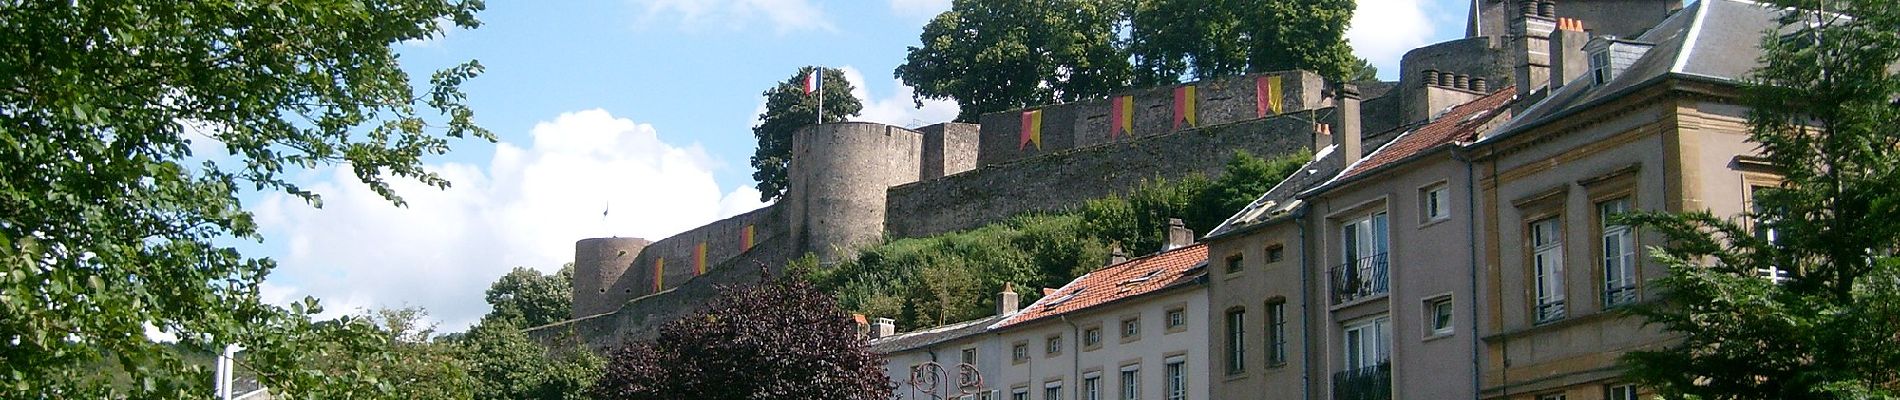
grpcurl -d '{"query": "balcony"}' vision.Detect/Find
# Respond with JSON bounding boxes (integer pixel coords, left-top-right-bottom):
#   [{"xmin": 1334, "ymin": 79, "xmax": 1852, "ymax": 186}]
[
  {"xmin": 1329, "ymin": 253, "xmax": 1389, "ymax": 305},
  {"xmin": 1331, "ymin": 362, "xmax": 1391, "ymax": 400},
  {"xmin": 1602, "ymin": 285, "xmax": 1638, "ymax": 308}
]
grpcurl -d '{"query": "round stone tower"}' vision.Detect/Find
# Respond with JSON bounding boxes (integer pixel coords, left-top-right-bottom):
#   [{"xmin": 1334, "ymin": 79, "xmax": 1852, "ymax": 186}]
[
  {"xmin": 784, "ymin": 122, "xmax": 923, "ymax": 262},
  {"xmin": 572, "ymin": 237, "xmax": 650, "ymax": 318}
]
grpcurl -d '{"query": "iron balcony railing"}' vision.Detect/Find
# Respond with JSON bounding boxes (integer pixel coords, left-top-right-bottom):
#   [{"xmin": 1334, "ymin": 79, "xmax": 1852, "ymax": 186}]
[
  {"xmin": 1331, "ymin": 362, "xmax": 1392, "ymax": 400},
  {"xmin": 1535, "ymin": 299, "xmax": 1567, "ymax": 323},
  {"xmin": 1602, "ymin": 285, "xmax": 1638, "ymax": 308},
  {"xmin": 1329, "ymin": 253, "xmax": 1389, "ymax": 305}
]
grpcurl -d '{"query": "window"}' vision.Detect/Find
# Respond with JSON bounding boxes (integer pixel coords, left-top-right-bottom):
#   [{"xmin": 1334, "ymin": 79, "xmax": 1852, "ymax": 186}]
[
  {"xmin": 1539, "ymin": 393, "xmax": 1567, "ymax": 400},
  {"xmin": 1084, "ymin": 327, "xmax": 1103, "ymax": 347},
  {"xmin": 1342, "ymin": 315, "xmax": 1391, "ymax": 371},
  {"xmin": 1605, "ymin": 384, "xmax": 1637, "ymax": 400},
  {"xmin": 1013, "ymin": 342, "xmax": 1029, "ymax": 363},
  {"xmin": 1266, "ymin": 245, "xmax": 1285, "ymax": 263},
  {"xmin": 1165, "ymin": 308, "xmax": 1186, "ymax": 330},
  {"xmin": 1225, "ymin": 308, "xmax": 1246, "ymax": 374},
  {"xmin": 1599, "ymin": 198, "xmax": 1637, "ymax": 308},
  {"xmin": 1751, "ymin": 185, "xmax": 1792, "ymax": 283},
  {"xmin": 1266, "ymin": 300, "xmax": 1287, "ymax": 366},
  {"xmin": 1590, "ymin": 50, "xmax": 1611, "ymax": 85},
  {"xmin": 1225, "ymin": 254, "xmax": 1244, "ymax": 274},
  {"xmin": 1045, "ymin": 382, "xmax": 1063, "ymax": 400},
  {"xmin": 1427, "ymin": 297, "xmax": 1454, "ymax": 336},
  {"xmin": 961, "ymin": 347, "xmax": 980, "ymax": 382},
  {"xmin": 1121, "ymin": 318, "xmax": 1140, "ymax": 339},
  {"xmin": 1083, "ymin": 376, "xmax": 1101, "ymax": 400},
  {"xmin": 1119, "ymin": 366, "xmax": 1140, "ymax": 400},
  {"xmin": 1531, "ymin": 217, "xmax": 1566, "ymax": 323},
  {"xmin": 1335, "ymin": 212, "xmax": 1391, "ymax": 304},
  {"xmin": 1164, "ymin": 358, "xmax": 1187, "ymax": 400},
  {"xmin": 1423, "ymin": 184, "xmax": 1450, "ymax": 222},
  {"xmin": 1046, "ymin": 335, "xmax": 1063, "ymax": 356},
  {"xmin": 1013, "ymin": 387, "xmax": 1031, "ymax": 400}
]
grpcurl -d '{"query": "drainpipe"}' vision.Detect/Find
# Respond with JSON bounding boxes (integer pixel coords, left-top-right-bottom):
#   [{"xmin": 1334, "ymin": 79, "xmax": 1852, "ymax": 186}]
[
  {"xmin": 1294, "ymin": 206, "xmax": 1313, "ymax": 400},
  {"xmin": 1463, "ymin": 152, "xmax": 1483, "ymax": 399},
  {"xmin": 1061, "ymin": 315, "xmax": 1081, "ymax": 399}
]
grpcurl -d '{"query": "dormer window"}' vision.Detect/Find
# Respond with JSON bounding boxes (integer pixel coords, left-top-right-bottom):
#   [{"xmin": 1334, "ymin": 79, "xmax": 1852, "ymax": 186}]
[{"xmin": 1589, "ymin": 50, "xmax": 1612, "ymax": 85}]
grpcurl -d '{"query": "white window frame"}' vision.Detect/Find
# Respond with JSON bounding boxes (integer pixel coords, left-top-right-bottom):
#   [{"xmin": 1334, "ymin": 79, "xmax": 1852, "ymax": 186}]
[
  {"xmin": 1427, "ymin": 296, "xmax": 1454, "ymax": 336},
  {"xmin": 1046, "ymin": 335, "xmax": 1063, "ymax": 355},
  {"xmin": 1531, "ymin": 217, "xmax": 1566, "ymax": 323},
  {"xmin": 1266, "ymin": 300, "xmax": 1287, "ymax": 366},
  {"xmin": 1423, "ymin": 183, "xmax": 1450, "ymax": 223},
  {"xmin": 1342, "ymin": 315, "xmax": 1391, "ymax": 370},
  {"xmin": 1164, "ymin": 357, "xmax": 1187, "ymax": 400},
  {"xmin": 1165, "ymin": 308, "xmax": 1185, "ymax": 329},
  {"xmin": 1225, "ymin": 308, "xmax": 1246, "ymax": 374},
  {"xmin": 1013, "ymin": 387, "xmax": 1031, "ymax": 400},
  {"xmin": 1083, "ymin": 374, "xmax": 1101, "ymax": 400},
  {"xmin": 1084, "ymin": 327, "xmax": 1102, "ymax": 347},
  {"xmin": 1122, "ymin": 318, "xmax": 1140, "ymax": 339},
  {"xmin": 1119, "ymin": 365, "xmax": 1140, "ymax": 400},
  {"xmin": 1606, "ymin": 384, "xmax": 1637, "ymax": 400},
  {"xmin": 1590, "ymin": 50, "xmax": 1612, "ymax": 85},
  {"xmin": 1599, "ymin": 198, "xmax": 1637, "ymax": 308},
  {"xmin": 1044, "ymin": 381, "xmax": 1063, "ymax": 400}
]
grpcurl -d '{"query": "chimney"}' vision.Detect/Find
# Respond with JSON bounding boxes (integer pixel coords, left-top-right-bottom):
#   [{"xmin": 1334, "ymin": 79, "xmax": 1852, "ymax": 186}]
[
  {"xmin": 1164, "ymin": 218, "xmax": 1195, "ymax": 251},
  {"xmin": 1512, "ymin": 0, "xmax": 1557, "ymax": 101},
  {"xmin": 1334, "ymin": 84, "xmax": 1363, "ymax": 164},
  {"xmin": 871, "ymin": 318, "xmax": 896, "ymax": 338},
  {"xmin": 998, "ymin": 283, "xmax": 1020, "ymax": 315},
  {"xmin": 1108, "ymin": 244, "xmax": 1128, "ymax": 266},
  {"xmin": 1549, "ymin": 18, "xmax": 1589, "ymax": 90}
]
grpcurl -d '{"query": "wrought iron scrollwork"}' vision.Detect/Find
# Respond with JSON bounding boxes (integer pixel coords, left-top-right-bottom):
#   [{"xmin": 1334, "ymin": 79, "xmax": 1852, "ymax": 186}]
[{"xmin": 897, "ymin": 361, "xmax": 985, "ymax": 400}]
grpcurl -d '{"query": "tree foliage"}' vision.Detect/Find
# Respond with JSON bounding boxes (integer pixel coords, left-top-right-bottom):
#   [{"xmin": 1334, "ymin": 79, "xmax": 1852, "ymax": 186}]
[
  {"xmin": 364, "ymin": 308, "xmax": 475, "ymax": 400},
  {"xmin": 900, "ymin": 0, "xmax": 1361, "ymax": 120},
  {"xmin": 751, "ymin": 67, "xmax": 864, "ymax": 202},
  {"xmin": 484, "ymin": 265, "xmax": 574, "ymax": 328},
  {"xmin": 591, "ymin": 276, "xmax": 891, "ymax": 400},
  {"xmin": 0, "ymin": 0, "xmax": 491, "ymax": 397},
  {"xmin": 894, "ymin": 0, "xmax": 1131, "ymax": 122},
  {"xmin": 456, "ymin": 320, "xmax": 601, "ymax": 400},
  {"xmin": 1129, "ymin": 0, "xmax": 1357, "ymax": 85},
  {"xmin": 1619, "ymin": 1, "xmax": 1900, "ymax": 398},
  {"xmin": 805, "ymin": 151, "xmax": 1310, "ymax": 329}
]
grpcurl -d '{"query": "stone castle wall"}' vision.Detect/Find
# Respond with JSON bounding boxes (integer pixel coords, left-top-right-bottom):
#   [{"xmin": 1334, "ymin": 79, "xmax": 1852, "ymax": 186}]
[
  {"xmin": 976, "ymin": 71, "xmax": 1326, "ymax": 167},
  {"xmin": 887, "ymin": 110, "xmax": 1326, "ymax": 239},
  {"xmin": 574, "ymin": 205, "xmax": 781, "ymax": 317},
  {"xmin": 785, "ymin": 122, "xmax": 926, "ymax": 262}
]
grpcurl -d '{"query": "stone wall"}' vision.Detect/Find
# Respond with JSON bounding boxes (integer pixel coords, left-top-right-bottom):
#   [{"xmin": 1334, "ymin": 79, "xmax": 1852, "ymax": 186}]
[
  {"xmin": 976, "ymin": 71, "xmax": 1327, "ymax": 168},
  {"xmin": 532, "ymin": 232, "xmax": 800, "ymax": 351},
  {"xmin": 572, "ymin": 237, "xmax": 650, "ymax": 317},
  {"xmin": 918, "ymin": 122, "xmax": 980, "ymax": 180},
  {"xmin": 785, "ymin": 122, "xmax": 924, "ymax": 262},
  {"xmin": 886, "ymin": 111, "xmax": 1326, "ymax": 239},
  {"xmin": 579, "ymin": 205, "xmax": 782, "ymax": 317},
  {"xmin": 1400, "ymin": 36, "xmax": 1512, "ymax": 124}
]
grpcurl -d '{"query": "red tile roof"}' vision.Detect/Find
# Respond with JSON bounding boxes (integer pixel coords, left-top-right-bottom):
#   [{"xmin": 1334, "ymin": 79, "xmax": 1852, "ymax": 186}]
[
  {"xmin": 991, "ymin": 244, "xmax": 1208, "ymax": 330},
  {"xmin": 1338, "ymin": 87, "xmax": 1518, "ymax": 181}
]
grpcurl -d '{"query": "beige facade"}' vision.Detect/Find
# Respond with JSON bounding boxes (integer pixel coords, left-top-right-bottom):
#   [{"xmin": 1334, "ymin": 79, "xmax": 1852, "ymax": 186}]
[{"xmin": 993, "ymin": 287, "xmax": 1210, "ymax": 400}]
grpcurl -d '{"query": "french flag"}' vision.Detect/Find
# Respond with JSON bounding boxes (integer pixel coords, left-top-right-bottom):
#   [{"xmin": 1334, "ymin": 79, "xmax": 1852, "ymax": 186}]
[{"xmin": 803, "ymin": 68, "xmax": 821, "ymax": 95}]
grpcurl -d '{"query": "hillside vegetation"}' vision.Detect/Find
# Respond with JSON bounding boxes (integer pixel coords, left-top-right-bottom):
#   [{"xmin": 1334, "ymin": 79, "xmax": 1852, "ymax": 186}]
[{"xmin": 798, "ymin": 150, "xmax": 1310, "ymax": 330}]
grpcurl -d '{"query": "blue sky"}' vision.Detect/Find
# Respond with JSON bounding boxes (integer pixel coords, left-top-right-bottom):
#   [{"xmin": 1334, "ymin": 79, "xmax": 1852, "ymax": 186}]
[{"xmin": 250, "ymin": 0, "xmax": 1471, "ymax": 331}]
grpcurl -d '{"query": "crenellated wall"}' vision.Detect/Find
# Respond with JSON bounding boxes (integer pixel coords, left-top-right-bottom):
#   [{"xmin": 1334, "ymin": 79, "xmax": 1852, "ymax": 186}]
[
  {"xmin": 887, "ymin": 110, "xmax": 1327, "ymax": 239},
  {"xmin": 977, "ymin": 71, "xmax": 1327, "ymax": 167},
  {"xmin": 572, "ymin": 205, "xmax": 782, "ymax": 317}
]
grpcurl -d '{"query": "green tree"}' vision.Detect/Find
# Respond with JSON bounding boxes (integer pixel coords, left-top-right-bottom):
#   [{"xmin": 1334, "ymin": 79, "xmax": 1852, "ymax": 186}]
[
  {"xmin": 751, "ymin": 67, "xmax": 863, "ymax": 201},
  {"xmin": 895, "ymin": 0, "xmax": 1131, "ymax": 122},
  {"xmin": 1618, "ymin": 1, "xmax": 1900, "ymax": 397},
  {"xmin": 1247, "ymin": 0, "xmax": 1358, "ymax": 82},
  {"xmin": 484, "ymin": 265, "xmax": 574, "ymax": 328},
  {"xmin": 1129, "ymin": 0, "xmax": 1358, "ymax": 85},
  {"xmin": 0, "ymin": 0, "xmax": 491, "ymax": 397},
  {"xmin": 1188, "ymin": 150, "xmax": 1312, "ymax": 232},
  {"xmin": 456, "ymin": 320, "xmax": 602, "ymax": 400},
  {"xmin": 366, "ymin": 308, "xmax": 475, "ymax": 400},
  {"xmin": 591, "ymin": 276, "xmax": 891, "ymax": 400}
]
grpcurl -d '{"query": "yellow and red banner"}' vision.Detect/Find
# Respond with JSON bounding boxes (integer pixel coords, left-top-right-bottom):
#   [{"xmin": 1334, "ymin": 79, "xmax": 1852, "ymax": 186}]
[
  {"xmin": 652, "ymin": 257, "xmax": 665, "ymax": 293},
  {"xmin": 1173, "ymin": 85, "xmax": 1197, "ymax": 130},
  {"xmin": 693, "ymin": 242, "xmax": 709, "ymax": 275},
  {"xmin": 1257, "ymin": 75, "xmax": 1284, "ymax": 117},
  {"xmin": 1019, "ymin": 109, "xmax": 1044, "ymax": 150},
  {"xmin": 741, "ymin": 225, "xmax": 756, "ymax": 251},
  {"xmin": 1109, "ymin": 95, "xmax": 1133, "ymax": 138}
]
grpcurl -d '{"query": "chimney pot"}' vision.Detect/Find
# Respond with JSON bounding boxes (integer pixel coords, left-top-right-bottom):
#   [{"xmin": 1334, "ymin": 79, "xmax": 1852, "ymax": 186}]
[
  {"xmin": 1333, "ymin": 83, "xmax": 1363, "ymax": 164},
  {"xmin": 1520, "ymin": 0, "xmax": 1537, "ymax": 15},
  {"xmin": 871, "ymin": 318, "xmax": 896, "ymax": 338},
  {"xmin": 1538, "ymin": 0, "xmax": 1557, "ymax": 17},
  {"xmin": 1108, "ymin": 244, "xmax": 1128, "ymax": 266},
  {"xmin": 1471, "ymin": 78, "xmax": 1489, "ymax": 92},
  {"xmin": 1439, "ymin": 71, "xmax": 1457, "ymax": 88},
  {"xmin": 1422, "ymin": 69, "xmax": 1440, "ymax": 86},
  {"xmin": 998, "ymin": 283, "xmax": 1021, "ymax": 315},
  {"xmin": 1454, "ymin": 74, "xmax": 1470, "ymax": 90},
  {"xmin": 1164, "ymin": 218, "xmax": 1195, "ymax": 251}
]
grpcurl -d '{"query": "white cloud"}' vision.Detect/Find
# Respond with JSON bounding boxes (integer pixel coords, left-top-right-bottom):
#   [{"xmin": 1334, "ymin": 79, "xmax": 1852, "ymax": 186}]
[
  {"xmin": 633, "ymin": 0, "xmax": 834, "ymax": 34},
  {"xmin": 1349, "ymin": 0, "xmax": 1438, "ymax": 80},
  {"xmin": 889, "ymin": 0, "xmax": 952, "ymax": 20},
  {"xmin": 255, "ymin": 109, "xmax": 767, "ymax": 331},
  {"xmin": 837, "ymin": 66, "xmax": 960, "ymax": 128}
]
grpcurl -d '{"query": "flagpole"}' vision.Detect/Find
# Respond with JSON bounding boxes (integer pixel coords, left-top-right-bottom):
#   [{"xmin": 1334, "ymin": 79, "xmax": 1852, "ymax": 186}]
[{"xmin": 815, "ymin": 66, "xmax": 823, "ymax": 125}]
